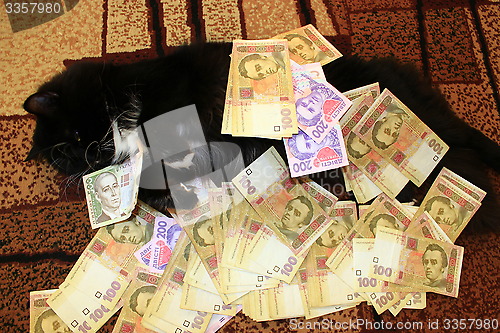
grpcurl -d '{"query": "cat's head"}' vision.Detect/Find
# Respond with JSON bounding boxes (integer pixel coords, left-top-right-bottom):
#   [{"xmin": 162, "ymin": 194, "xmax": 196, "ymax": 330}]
[{"xmin": 24, "ymin": 62, "xmax": 119, "ymax": 175}]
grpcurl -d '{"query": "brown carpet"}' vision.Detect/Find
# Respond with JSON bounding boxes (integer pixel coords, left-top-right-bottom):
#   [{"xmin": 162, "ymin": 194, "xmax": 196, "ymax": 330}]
[{"xmin": 1, "ymin": 0, "xmax": 499, "ymax": 332}]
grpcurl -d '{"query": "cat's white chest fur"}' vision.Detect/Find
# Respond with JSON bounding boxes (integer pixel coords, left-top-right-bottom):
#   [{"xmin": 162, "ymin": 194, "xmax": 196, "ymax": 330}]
[{"xmin": 112, "ymin": 121, "xmax": 140, "ymax": 162}]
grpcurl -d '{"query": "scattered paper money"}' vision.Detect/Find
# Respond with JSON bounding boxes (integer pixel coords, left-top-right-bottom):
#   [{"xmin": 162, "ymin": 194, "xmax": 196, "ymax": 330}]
[{"xmin": 31, "ymin": 47, "xmax": 484, "ymax": 329}]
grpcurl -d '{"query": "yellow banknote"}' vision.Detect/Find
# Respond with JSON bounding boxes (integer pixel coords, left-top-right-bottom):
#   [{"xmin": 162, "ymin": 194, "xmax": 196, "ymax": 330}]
[
  {"xmin": 414, "ymin": 176, "xmax": 482, "ymax": 242},
  {"xmin": 222, "ymin": 53, "xmax": 236, "ymax": 134},
  {"xmin": 230, "ymin": 39, "xmax": 297, "ymax": 138},
  {"xmin": 111, "ymin": 267, "xmax": 161, "ymax": 333},
  {"xmin": 181, "ymin": 283, "xmax": 240, "ymax": 316},
  {"xmin": 30, "ymin": 290, "xmax": 71, "ymax": 333},
  {"xmin": 370, "ymin": 227, "xmax": 464, "ymax": 298},
  {"xmin": 296, "ymin": 265, "xmax": 358, "ymax": 320},
  {"xmin": 306, "ymin": 201, "xmax": 358, "ymax": 306},
  {"xmin": 325, "ymin": 195, "xmax": 404, "ymax": 313},
  {"xmin": 272, "ymin": 24, "xmax": 342, "ymax": 66},
  {"xmin": 242, "ymin": 224, "xmax": 309, "ymax": 283},
  {"xmin": 142, "ymin": 233, "xmax": 213, "ymax": 332},
  {"xmin": 342, "ymin": 164, "xmax": 382, "ymax": 203},
  {"xmin": 232, "ymin": 147, "xmax": 333, "ymax": 257},
  {"xmin": 48, "ymin": 283, "xmax": 123, "ymax": 333},
  {"xmin": 241, "ymin": 290, "xmax": 273, "ymax": 322},
  {"xmin": 306, "ymin": 243, "xmax": 363, "ymax": 307},
  {"xmin": 352, "ymin": 238, "xmax": 412, "ymax": 314},
  {"xmin": 267, "ymin": 278, "xmax": 306, "ymax": 320},
  {"xmin": 341, "ymin": 94, "xmax": 409, "ymax": 198},
  {"xmin": 352, "ymin": 89, "xmax": 449, "ymax": 186},
  {"xmin": 406, "ymin": 212, "xmax": 453, "ymax": 243},
  {"xmin": 52, "ymin": 250, "xmax": 131, "ymax": 311},
  {"xmin": 184, "ymin": 245, "xmax": 247, "ymax": 304},
  {"xmin": 342, "ymin": 82, "xmax": 380, "ymax": 102},
  {"xmin": 438, "ymin": 167, "xmax": 487, "ymax": 202},
  {"xmin": 185, "ymin": 246, "xmax": 219, "ymax": 295},
  {"xmin": 388, "ymin": 292, "xmax": 426, "ymax": 316}
]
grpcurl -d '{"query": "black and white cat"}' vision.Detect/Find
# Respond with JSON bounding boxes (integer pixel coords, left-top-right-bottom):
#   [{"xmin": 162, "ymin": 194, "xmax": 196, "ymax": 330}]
[{"xmin": 23, "ymin": 42, "xmax": 500, "ymax": 231}]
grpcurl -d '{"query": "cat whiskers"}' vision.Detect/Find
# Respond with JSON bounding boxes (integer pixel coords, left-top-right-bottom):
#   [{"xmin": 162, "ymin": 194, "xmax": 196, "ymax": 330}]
[
  {"xmin": 49, "ymin": 143, "xmax": 73, "ymax": 170},
  {"xmin": 60, "ymin": 168, "xmax": 89, "ymax": 201},
  {"xmin": 84, "ymin": 140, "xmax": 103, "ymax": 171}
]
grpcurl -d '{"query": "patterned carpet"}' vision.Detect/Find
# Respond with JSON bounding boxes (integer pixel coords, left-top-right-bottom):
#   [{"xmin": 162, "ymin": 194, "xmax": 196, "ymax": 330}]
[{"xmin": 1, "ymin": 0, "xmax": 499, "ymax": 332}]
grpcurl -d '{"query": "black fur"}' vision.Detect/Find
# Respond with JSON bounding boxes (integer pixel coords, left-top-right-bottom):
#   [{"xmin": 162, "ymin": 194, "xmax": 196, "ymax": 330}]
[{"xmin": 24, "ymin": 42, "xmax": 500, "ymax": 232}]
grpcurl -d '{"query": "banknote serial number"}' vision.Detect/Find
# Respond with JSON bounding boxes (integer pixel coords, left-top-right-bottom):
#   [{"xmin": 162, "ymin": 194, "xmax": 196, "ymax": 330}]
[{"xmin": 5, "ymin": 2, "xmax": 62, "ymax": 14}]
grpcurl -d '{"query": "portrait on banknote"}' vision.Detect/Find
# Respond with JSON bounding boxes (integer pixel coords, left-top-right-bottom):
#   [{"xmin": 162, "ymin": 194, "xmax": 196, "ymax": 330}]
[
  {"xmin": 423, "ymin": 195, "xmax": 465, "ymax": 230},
  {"xmin": 106, "ymin": 216, "xmax": 154, "ymax": 246},
  {"xmin": 421, "ymin": 243, "xmax": 449, "ymax": 290},
  {"xmin": 192, "ymin": 217, "xmax": 215, "ymax": 247},
  {"xmin": 315, "ymin": 220, "xmax": 348, "ymax": 249},
  {"xmin": 287, "ymin": 130, "xmax": 338, "ymax": 160},
  {"xmin": 368, "ymin": 213, "xmax": 400, "ymax": 236},
  {"xmin": 33, "ymin": 309, "xmax": 71, "ymax": 333},
  {"xmin": 237, "ymin": 52, "xmax": 285, "ymax": 81},
  {"xmin": 130, "ymin": 285, "xmax": 157, "ymax": 317},
  {"xmin": 166, "ymin": 224, "xmax": 183, "ymax": 250},
  {"xmin": 112, "ymin": 267, "xmax": 162, "ymax": 332},
  {"xmin": 283, "ymin": 33, "xmax": 328, "ymax": 64},
  {"xmin": 371, "ymin": 104, "xmax": 409, "ymax": 150},
  {"xmin": 295, "ymin": 82, "xmax": 342, "ymax": 127},
  {"xmin": 84, "ymin": 151, "xmax": 142, "ymax": 229},
  {"xmin": 272, "ymin": 24, "xmax": 342, "ymax": 66},
  {"xmin": 346, "ymin": 132, "xmax": 372, "ymax": 159},
  {"xmin": 353, "ymin": 89, "xmax": 449, "ymax": 187},
  {"xmin": 92, "ymin": 171, "xmax": 125, "ymax": 223},
  {"xmin": 274, "ymin": 195, "xmax": 314, "ymax": 241}
]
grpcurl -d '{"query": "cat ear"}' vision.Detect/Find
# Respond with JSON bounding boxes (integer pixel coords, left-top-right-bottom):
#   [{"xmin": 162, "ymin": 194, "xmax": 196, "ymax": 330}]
[
  {"xmin": 23, "ymin": 92, "xmax": 59, "ymax": 116},
  {"xmin": 24, "ymin": 145, "xmax": 42, "ymax": 161}
]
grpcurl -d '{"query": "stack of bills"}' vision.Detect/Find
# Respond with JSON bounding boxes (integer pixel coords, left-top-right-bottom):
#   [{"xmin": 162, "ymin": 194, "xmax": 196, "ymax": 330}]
[
  {"xmin": 283, "ymin": 61, "xmax": 351, "ymax": 177},
  {"xmin": 30, "ymin": 144, "xmax": 484, "ymax": 331},
  {"xmin": 340, "ymin": 84, "xmax": 450, "ymax": 203},
  {"xmin": 222, "ymin": 25, "xmax": 343, "ymax": 138}
]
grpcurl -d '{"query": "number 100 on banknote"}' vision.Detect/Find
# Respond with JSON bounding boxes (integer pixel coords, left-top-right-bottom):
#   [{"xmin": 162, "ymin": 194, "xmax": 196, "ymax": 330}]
[{"xmin": 352, "ymin": 89, "xmax": 449, "ymax": 186}]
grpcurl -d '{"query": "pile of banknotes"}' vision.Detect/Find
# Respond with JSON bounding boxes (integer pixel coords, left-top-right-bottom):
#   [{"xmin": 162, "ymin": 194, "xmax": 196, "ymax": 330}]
[
  {"xmin": 30, "ymin": 25, "xmax": 486, "ymax": 332},
  {"xmin": 222, "ymin": 25, "xmax": 348, "ymax": 146},
  {"xmin": 30, "ymin": 146, "xmax": 484, "ymax": 331}
]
